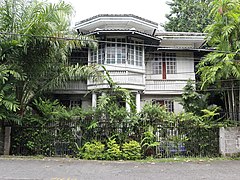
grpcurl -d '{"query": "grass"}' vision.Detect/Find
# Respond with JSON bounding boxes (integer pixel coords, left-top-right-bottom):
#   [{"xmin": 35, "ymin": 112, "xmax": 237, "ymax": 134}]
[
  {"xmin": 1, "ymin": 155, "xmax": 240, "ymax": 163},
  {"xmin": 137, "ymin": 156, "xmax": 240, "ymax": 163}
]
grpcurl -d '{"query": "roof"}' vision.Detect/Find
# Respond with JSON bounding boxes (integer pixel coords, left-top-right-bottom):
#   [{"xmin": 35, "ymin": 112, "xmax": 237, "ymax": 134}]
[
  {"xmin": 156, "ymin": 31, "xmax": 207, "ymax": 37},
  {"xmin": 85, "ymin": 29, "xmax": 161, "ymax": 40},
  {"xmin": 75, "ymin": 14, "xmax": 158, "ymax": 35},
  {"xmin": 157, "ymin": 47, "xmax": 214, "ymax": 52},
  {"xmin": 75, "ymin": 14, "xmax": 158, "ymax": 26}
]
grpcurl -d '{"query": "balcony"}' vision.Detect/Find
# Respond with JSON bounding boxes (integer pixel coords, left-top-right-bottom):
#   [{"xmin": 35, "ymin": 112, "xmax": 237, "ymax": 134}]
[
  {"xmin": 88, "ymin": 70, "xmax": 145, "ymax": 90},
  {"xmin": 145, "ymin": 80, "xmax": 188, "ymax": 94},
  {"xmin": 54, "ymin": 80, "xmax": 87, "ymax": 94}
]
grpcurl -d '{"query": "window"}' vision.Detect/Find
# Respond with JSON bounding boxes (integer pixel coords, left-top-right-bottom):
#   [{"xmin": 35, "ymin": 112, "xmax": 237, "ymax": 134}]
[
  {"xmin": 90, "ymin": 50, "xmax": 97, "ymax": 64},
  {"xmin": 135, "ymin": 43, "xmax": 143, "ymax": 66},
  {"xmin": 117, "ymin": 38, "xmax": 126, "ymax": 64},
  {"xmin": 152, "ymin": 99, "xmax": 174, "ymax": 112},
  {"xmin": 70, "ymin": 100, "xmax": 82, "ymax": 108},
  {"xmin": 127, "ymin": 40, "xmax": 134, "ymax": 65},
  {"xmin": 151, "ymin": 52, "xmax": 176, "ymax": 76},
  {"xmin": 98, "ymin": 43, "xmax": 105, "ymax": 64},
  {"xmin": 89, "ymin": 37, "xmax": 143, "ymax": 66},
  {"xmin": 70, "ymin": 49, "xmax": 88, "ymax": 65},
  {"xmin": 106, "ymin": 38, "xmax": 116, "ymax": 64},
  {"xmin": 166, "ymin": 53, "xmax": 176, "ymax": 74},
  {"xmin": 152, "ymin": 53, "xmax": 162, "ymax": 74}
]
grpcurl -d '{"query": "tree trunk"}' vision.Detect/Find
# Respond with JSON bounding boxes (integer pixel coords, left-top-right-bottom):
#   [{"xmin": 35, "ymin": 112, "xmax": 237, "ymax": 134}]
[
  {"xmin": 231, "ymin": 80, "xmax": 236, "ymax": 121},
  {"xmin": 227, "ymin": 89, "xmax": 233, "ymax": 120}
]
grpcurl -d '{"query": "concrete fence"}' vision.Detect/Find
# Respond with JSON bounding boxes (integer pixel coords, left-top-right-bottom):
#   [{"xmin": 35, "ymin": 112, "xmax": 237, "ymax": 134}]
[{"xmin": 219, "ymin": 127, "xmax": 240, "ymax": 156}]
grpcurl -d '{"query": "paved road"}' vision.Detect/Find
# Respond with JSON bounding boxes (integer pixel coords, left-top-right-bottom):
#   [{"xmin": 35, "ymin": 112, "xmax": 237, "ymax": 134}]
[{"xmin": 0, "ymin": 157, "xmax": 240, "ymax": 180}]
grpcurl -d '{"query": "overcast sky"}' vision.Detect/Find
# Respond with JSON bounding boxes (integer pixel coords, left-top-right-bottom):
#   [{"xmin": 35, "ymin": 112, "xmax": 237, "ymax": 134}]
[{"xmin": 50, "ymin": 0, "xmax": 171, "ymax": 28}]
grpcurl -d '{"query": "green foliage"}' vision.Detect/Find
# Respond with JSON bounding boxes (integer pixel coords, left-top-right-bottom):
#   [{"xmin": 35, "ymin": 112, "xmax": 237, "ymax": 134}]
[
  {"xmin": 0, "ymin": 64, "xmax": 21, "ymax": 123},
  {"xmin": 11, "ymin": 97, "xmax": 223, "ymax": 158},
  {"xmin": 122, "ymin": 140, "xmax": 141, "ymax": 160},
  {"xmin": 163, "ymin": 0, "xmax": 212, "ymax": 32},
  {"xmin": 141, "ymin": 126, "xmax": 159, "ymax": 157},
  {"xmin": 197, "ymin": 0, "xmax": 240, "ymax": 121},
  {"xmin": 81, "ymin": 141, "xmax": 105, "ymax": 160},
  {"xmin": 140, "ymin": 103, "xmax": 170, "ymax": 126},
  {"xmin": 180, "ymin": 80, "xmax": 208, "ymax": 115},
  {"xmin": 106, "ymin": 138, "xmax": 122, "ymax": 160},
  {"xmin": 11, "ymin": 98, "xmax": 83, "ymax": 156},
  {"xmin": 0, "ymin": 0, "xmax": 100, "ymax": 116}
]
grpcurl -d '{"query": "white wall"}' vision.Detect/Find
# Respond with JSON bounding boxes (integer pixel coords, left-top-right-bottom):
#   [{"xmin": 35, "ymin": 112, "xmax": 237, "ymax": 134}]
[
  {"xmin": 145, "ymin": 51, "xmax": 195, "ymax": 80},
  {"xmin": 140, "ymin": 94, "xmax": 183, "ymax": 113}
]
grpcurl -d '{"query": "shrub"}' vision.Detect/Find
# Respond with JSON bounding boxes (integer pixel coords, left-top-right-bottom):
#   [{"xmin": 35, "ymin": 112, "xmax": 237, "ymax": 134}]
[
  {"xmin": 81, "ymin": 141, "xmax": 105, "ymax": 160},
  {"xmin": 122, "ymin": 140, "xmax": 141, "ymax": 160},
  {"xmin": 106, "ymin": 138, "xmax": 122, "ymax": 160}
]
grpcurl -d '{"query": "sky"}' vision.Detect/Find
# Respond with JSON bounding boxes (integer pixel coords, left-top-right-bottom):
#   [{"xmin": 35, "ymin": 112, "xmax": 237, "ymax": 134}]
[{"xmin": 50, "ymin": 0, "xmax": 171, "ymax": 28}]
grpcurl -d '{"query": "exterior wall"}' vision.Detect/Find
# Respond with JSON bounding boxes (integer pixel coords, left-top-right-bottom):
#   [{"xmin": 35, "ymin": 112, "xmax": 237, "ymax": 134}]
[
  {"xmin": 174, "ymin": 101, "xmax": 183, "ymax": 113},
  {"xmin": 219, "ymin": 127, "xmax": 240, "ymax": 156},
  {"xmin": 145, "ymin": 51, "xmax": 194, "ymax": 95},
  {"xmin": 140, "ymin": 94, "xmax": 183, "ymax": 112},
  {"xmin": 145, "ymin": 51, "xmax": 194, "ymax": 80},
  {"xmin": 82, "ymin": 98, "xmax": 92, "ymax": 110},
  {"xmin": 174, "ymin": 51, "xmax": 195, "ymax": 80}
]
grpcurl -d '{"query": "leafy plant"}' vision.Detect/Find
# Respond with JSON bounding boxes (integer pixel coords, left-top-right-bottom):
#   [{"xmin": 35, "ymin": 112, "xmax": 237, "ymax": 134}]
[
  {"xmin": 141, "ymin": 126, "xmax": 159, "ymax": 157},
  {"xmin": 106, "ymin": 138, "xmax": 122, "ymax": 160},
  {"xmin": 122, "ymin": 140, "xmax": 141, "ymax": 160},
  {"xmin": 81, "ymin": 141, "xmax": 105, "ymax": 160}
]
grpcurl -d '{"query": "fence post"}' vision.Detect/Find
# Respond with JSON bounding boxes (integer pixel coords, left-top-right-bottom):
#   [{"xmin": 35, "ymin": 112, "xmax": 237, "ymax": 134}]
[
  {"xmin": 0, "ymin": 122, "xmax": 4, "ymax": 155},
  {"xmin": 4, "ymin": 126, "xmax": 11, "ymax": 155}
]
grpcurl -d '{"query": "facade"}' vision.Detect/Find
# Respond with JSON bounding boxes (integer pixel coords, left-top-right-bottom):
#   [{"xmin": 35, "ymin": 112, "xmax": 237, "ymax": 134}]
[{"xmin": 54, "ymin": 14, "xmax": 206, "ymax": 113}]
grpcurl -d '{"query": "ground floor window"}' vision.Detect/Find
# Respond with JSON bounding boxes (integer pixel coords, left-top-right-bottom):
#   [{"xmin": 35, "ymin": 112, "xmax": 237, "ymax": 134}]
[
  {"xmin": 59, "ymin": 99, "xmax": 82, "ymax": 108},
  {"xmin": 152, "ymin": 99, "xmax": 174, "ymax": 112}
]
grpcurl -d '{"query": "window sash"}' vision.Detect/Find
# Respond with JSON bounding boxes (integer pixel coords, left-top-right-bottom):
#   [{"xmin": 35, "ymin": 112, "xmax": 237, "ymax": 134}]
[
  {"xmin": 90, "ymin": 38, "xmax": 143, "ymax": 66},
  {"xmin": 152, "ymin": 99, "xmax": 174, "ymax": 112}
]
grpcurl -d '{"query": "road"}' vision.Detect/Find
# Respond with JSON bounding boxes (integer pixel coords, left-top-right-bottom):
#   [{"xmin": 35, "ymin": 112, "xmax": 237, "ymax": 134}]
[{"xmin": 0, "ymin": 157, "xmax": 239, "ymax": 180}]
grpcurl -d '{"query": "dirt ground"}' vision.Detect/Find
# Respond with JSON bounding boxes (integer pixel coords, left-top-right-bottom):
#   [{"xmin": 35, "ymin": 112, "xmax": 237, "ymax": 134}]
[{"xmin": 0, "ymin": 157, "xmax": 240, "ymax": 180}]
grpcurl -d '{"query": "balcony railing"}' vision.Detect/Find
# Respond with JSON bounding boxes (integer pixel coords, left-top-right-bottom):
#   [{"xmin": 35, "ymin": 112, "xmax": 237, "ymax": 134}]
[
  {"xmin": 55, "ymin": 81, "xmax": 87, "ymax": 91},
  {"xmin": 145, "ymin": 80, "xmax": 187, "ymax": 92},
  {"xmin": 88, "ymin": 70, "xmax": 145, "ymax": 89}
]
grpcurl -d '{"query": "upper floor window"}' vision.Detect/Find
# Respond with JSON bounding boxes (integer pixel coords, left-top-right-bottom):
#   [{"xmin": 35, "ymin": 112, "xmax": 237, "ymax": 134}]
[
  {"xmin": 90, "ymin": 37, "xmax": 143, "ymax": 66},
  {"xmin": 135, "ymin": 43, "xmax": 143, "ymax": 66},
  {"xmin": 151, "ymin": 52, "xmax": 177, "ymax": 76},
  {"xmin": 166, "ymin": 53, "xmax": 176, "ymax": 74},
  {"xmin": 69, "ymin": 49, "xmax": 88, "ymax": 65},
  {"xmin": 152, "ymin": 53, "xmax": 162, "ymax": 74}
]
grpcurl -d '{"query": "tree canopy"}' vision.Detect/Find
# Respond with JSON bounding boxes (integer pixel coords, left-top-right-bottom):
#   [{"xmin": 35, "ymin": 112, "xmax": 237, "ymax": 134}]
[
  {"xmin": 198, "ymin": 0, "xmax": 240, "ymax": 121},
  {"xmin": 0, "ymin": 0, "xmax": 100, "ymax": 118},
  {"xmin": 163, "ymin": 0, "xmax": 213, "ymax": 32}
]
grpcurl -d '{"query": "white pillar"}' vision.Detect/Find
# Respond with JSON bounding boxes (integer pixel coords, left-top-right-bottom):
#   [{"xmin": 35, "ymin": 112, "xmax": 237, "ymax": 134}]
[
  {"xmin": 126, "ymin": 93, "xmax": 131, "ymax": 112},
  {"xmin": 136, "ymin": 92, "xmax": 141, "ymax": 113},
  {"xmin": 126, "ymin": 101, "xmax": 131, "ymax": 112},
  {"xmin": 92, "ymin": 93, "xmax": 97, "ymax": 108}
]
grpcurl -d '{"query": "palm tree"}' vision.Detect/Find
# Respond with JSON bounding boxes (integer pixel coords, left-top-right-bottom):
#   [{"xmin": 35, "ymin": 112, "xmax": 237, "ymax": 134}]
[{"xmin": 0, "ymin": 0, "xmax": 101, "ymax": 116}]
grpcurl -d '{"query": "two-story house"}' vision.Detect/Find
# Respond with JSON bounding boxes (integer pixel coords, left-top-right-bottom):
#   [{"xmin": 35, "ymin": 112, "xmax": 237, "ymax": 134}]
[{"xmin": 54, "ymin": 14, "xmax": 206, "ymax": 113}]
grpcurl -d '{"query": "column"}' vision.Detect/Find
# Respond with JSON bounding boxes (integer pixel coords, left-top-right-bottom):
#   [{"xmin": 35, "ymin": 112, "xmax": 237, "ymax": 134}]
[
  {"xmin": 92, "ymin": 93, "xmax": 97, "ymax": 108},
  {"xmin": 126, "ymin": 101, "xmax": 131, "ymax": 112},
  {"xmin": 126, "ymin": 93, "xmax": 131, "ymax": 112},
  {"xmin": 136, "ymin": 92, "xmax": 141, "ymax": 113}
]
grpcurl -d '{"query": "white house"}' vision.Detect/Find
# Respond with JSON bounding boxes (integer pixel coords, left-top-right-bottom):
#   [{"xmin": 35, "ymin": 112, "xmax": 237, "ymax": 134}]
[{"xmin": 54, "ymin": 14, "xmax": 207, "ymax": 113}]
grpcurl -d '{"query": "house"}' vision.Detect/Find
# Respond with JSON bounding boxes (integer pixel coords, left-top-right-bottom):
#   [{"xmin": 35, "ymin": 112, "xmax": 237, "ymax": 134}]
[{"xmin": 54, "ymin": 14, "xmax": 207, "ymax": 113}]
